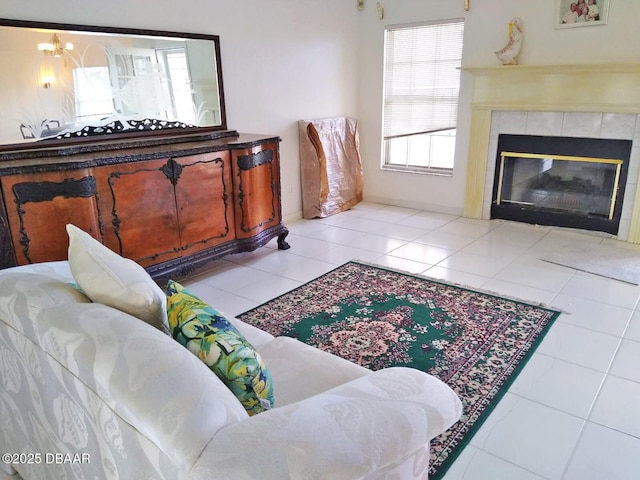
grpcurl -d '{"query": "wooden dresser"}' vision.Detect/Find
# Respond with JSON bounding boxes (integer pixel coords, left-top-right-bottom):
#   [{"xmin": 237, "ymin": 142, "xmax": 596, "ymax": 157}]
[{"xmin": 0, "ymin": 130, "xmax": 289, "ymax": 280}]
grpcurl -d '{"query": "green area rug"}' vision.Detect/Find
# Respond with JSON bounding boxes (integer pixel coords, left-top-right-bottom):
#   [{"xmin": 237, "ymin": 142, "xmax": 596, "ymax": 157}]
[{"xmin": 237, "ymin": 261, "xmax": 561, "ymax": 479}]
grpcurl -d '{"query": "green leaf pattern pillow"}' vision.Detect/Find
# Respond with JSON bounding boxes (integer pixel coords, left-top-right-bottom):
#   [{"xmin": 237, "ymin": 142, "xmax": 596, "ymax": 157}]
[{"xmin": 166, "ymin": 280, "xmax": 274, "ymax": 415}]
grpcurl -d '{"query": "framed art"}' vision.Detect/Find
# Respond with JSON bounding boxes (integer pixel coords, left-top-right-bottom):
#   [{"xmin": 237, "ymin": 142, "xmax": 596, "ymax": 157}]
[{"xmin": 555, "ymin": 0, "xmax": 610, "ymax": 28}]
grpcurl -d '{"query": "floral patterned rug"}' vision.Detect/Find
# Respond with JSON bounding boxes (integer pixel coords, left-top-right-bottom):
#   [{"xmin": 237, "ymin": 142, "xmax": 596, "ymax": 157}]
[{"xmin": 237, "ymin": 261, "xmax": 561, "ymax": 479}]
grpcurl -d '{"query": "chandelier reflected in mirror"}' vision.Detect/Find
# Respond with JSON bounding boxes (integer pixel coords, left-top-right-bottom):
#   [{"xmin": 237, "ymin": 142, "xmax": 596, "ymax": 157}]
[{"xmin": 37, "ymin": 33, "xmax": 74, "ymax": 57}]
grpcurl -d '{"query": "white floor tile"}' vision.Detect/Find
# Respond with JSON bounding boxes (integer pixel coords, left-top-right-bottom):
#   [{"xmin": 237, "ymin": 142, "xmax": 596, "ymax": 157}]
[
  {"xmin": 625, "ymin": 311, "xmax": 640, "ymax": 341},
  {"xmin": 439, "ymin": 445, "xmax": 478, "ymax": 480},
  {"xmin": 285, "ymin": 219, "xmax": 328, "ymax": 236},
  {"xmin": 283, "ymin": 234, "xmax": 339, "ymax": 258},
  {"xmin": 377, "ymin": 223, "xmax": 432, "ymax": 241},
  {"xmin": 231, "ymin": 248, "xmax": 308, "ymax": 273},
  {"xmin": 176, "ymin": 281, "xmax": 258, "ymax": 317},
  {"xmin": 480, "ymin": 279, "xmax": 557, "ymax": 305},
  {"xmin": 423, "ymin": 266, "xmax": 489, "ymax": 289},
  {"xmin": 509, "ymin": 353, "xmax": 605, "ymax": 418},
  {"xmin": 590, "ymin": 375, "xmax": 640, "ymax": 438},
  {"xmin": 177, "ymin": 278, "xmax": 221, "ymax": 298},
  {"xmin": 610, "ymin": 339, "xmax": 640, "ymax": 383},
  {"xmin": 563, "ymin": 423, "xmax": 640, "ymax": 480},
  {"xmin": 225, "ymin": 249, "xmax": 266, "ymax": 265},
  {"xmin": 379, "ymin": 205, "xmax": 421, "ymax": 215},
  {"xmin": 347, "ymin": 201, "xmax": 387, "ymax": 213},
  {"xmin": 495, "ymin": 258, "xmax": 574, "ymax": 292},
  {"xmin": 469, "ymin": 394, "xmax": 584, "ymax": 480},
  {"xmin": 344, "ymin": 233, "xmax": 407, "ymax": 253},
  {"xmin": 232, "ymin": 273, "xmax": 302, "ymax": 304},
  {"xmin": 311, "ymin": 214, "xmax": 346, "ymax": 226},
  {"xmin": 371, "ymin": 255, "xmax": 432, "ymax": 274},
  {"xmin": 560, "ymin": 273, "xmax": 640, "ymax": 309},
  {"xmin": 443, "ymin": 448, "xmax": 546, "ymax": 480},
  {"xmin": 552, "ymin": 294, "xmax": 633, "ymax": 337},
  {"xmin": 307, "ymin": 225, "xmax": 368, "ymax": 245},
  {"xmin": 536, "ymin": 228, "xmax": 605, "ymax": 249},
  {"xmin": 414, "ymin": 229, "xmax": 477, "ymax": 250},
  {"xmin": 182, "ymin": 259, "xmax": 228, "ymax": 280},
  {"xmin": 388, "ymin": 242, "xmax": 455, "ymax": 265},
  {"xmin": 439, "ymin": 251, "xmax": 514, "ymax": 277},
  {"xmin": 327, "ymin": 215, "xmax": 393, "ymax": 235},
  {"xmin": 312, "ymin": 244, "xmax": 381, "ymax": 265},
  {"xmin": 360, "ymin": 205, "xmax": 418, "ymax": 223},
  {"xmin": 196, "ymin": 264, "xmax": 272, "ymax": 292},
  {"xmin": 278, "ymin": 259, "xmax": 338, "ymax": 283},
  {"xmin": 396, "ymin": 213, "xmax": 455, "ymax": 230},
  {"xmin": 536, "ymin": 322, "xmax": 621, "ymax": 372},
  {"xmin": 481, "ymin": 223, "xmax": 549, "ymax": 249},
  {"xmin": 437, "ymin": 219, "xmax": 498, "ymax": 239},
  {"xmin": 411, "ymin": 210, "xmax": 459, "ymax": 223},
  {"xmin": 459, "ymin": 239, "xmax": 528, "ymax": 262},
  {"xmin": 522, "ymin": 231, "xmax": 603, "ymax": 260}
]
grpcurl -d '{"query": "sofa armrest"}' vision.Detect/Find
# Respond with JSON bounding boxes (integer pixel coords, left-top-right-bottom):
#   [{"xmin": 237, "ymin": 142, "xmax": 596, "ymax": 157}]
[{"xmin": 189, "ymin": 367, "xmax": 462, "ymax": 480}]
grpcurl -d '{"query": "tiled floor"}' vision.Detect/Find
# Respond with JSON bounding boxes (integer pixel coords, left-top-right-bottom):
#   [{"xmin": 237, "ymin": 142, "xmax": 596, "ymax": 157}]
[{"xmin": 182, "ymin": 202, "xmax": 640, "ymax": 480}]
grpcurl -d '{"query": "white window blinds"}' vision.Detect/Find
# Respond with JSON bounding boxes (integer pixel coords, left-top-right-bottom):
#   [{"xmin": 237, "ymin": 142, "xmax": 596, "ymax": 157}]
[{"xmin": 383, "ymin": 20, "xmax": 464, "ymax": 140}]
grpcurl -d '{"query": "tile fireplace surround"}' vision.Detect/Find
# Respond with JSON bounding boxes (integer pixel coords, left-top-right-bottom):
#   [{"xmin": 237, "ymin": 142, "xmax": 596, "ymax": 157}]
[{"xmin": 463, "ymin": 64, "xmax": 640, "ymax": 243}]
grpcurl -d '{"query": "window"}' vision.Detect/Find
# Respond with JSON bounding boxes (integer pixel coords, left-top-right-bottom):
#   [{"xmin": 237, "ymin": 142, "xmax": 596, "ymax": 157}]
[
  {"xmin": 382, "ymin": 19, "xmax": 464, "ymax": 174},
  {"xmin": 157, "ymin": 49, "xmax": 197, "ymax": 125},
  {"xmin": 72, "ymin": 47, "xmax": 197, "ymax": 126},
  {"xmin": 108, "ymin": 49, "xmax": 172, "ymax": 118},
  {"xmin": 73, "ymin": 67, "xmax": 114, "ymax": 121}
]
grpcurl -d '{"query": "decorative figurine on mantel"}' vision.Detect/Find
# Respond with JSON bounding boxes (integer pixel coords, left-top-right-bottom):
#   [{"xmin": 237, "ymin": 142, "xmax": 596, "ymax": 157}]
[{"xmin": 495, "ymin": 18, "xmax": 524, "ymax": 66}]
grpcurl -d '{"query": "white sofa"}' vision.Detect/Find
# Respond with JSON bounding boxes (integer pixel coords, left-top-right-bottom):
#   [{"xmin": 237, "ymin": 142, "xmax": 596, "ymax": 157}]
[{"xmin": 0, "ymin": 261, "xmax": 462, "ymax": 480}]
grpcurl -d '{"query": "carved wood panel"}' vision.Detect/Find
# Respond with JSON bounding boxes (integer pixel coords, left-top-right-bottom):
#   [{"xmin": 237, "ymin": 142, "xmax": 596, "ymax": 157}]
[
  {"xmin": 174, "ymin": 151, "xmax": 235, "ymax": 255},
  {"xmin": 0, "ymin": 192, "xmax": 15, "ymax": 268},
  {"xmin": 232, "ymin": 143, "xmax": 280, "ymax": 239},
  {"xmin": 95, "ymin": 158, "xmax": 182, "ymax": 267},
  {"xmin": 0, "ymin": 170, "xmax": 102, "ymax": 264}
]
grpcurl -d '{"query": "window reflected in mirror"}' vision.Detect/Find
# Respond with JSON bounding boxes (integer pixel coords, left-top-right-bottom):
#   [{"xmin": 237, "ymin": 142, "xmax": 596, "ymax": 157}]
[{"xmin": 0, "ymin": 19, "xmax": 227, "ymax": 148}]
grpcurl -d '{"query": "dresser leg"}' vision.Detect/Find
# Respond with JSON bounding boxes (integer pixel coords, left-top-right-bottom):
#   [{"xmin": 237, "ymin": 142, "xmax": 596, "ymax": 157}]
[{"xmin": 277, "ymin": 230, "xmax": 290, "ymax": 250}]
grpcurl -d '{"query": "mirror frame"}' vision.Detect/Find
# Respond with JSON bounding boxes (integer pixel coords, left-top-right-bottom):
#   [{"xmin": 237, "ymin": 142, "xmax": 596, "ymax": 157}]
[{"xmin": 0, "ymin": 18, "xmax": 229, "ymax": 152}]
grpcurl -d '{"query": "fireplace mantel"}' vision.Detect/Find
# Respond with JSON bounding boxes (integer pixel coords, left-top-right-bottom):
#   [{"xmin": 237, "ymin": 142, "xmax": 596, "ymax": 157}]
[{"xmin": 463, "ymin": 63, "xmax": 640, "ymax": 243}]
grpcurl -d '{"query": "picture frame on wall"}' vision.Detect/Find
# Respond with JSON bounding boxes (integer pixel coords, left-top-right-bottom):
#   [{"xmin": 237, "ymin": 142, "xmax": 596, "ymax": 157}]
[{"xmin": 555, "ymin": 0, "xmax": 610, "ymax": 28}]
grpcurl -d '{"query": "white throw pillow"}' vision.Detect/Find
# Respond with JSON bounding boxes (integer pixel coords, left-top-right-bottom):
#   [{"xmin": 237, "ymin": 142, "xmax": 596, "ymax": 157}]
[{"xmin": 66, "ymin": 224, "xmax": 169, "ymax": 333}]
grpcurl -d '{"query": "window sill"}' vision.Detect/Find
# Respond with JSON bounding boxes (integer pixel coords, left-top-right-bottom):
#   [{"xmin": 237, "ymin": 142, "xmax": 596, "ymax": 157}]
[{"xmin": 381, "ymin": 165, "xmax": 453, "ymax": 177}]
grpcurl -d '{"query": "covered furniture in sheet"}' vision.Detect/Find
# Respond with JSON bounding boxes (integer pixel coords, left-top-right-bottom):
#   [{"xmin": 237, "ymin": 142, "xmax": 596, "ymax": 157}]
[{"xmin": 299, "ymin": 117, "xmax": 364, "ymax": 219}]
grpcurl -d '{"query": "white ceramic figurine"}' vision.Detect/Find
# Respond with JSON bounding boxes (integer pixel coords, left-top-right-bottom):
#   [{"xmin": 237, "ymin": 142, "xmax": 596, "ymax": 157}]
[{"xmin": 495, "ymin": 17, "xmax": 524, "ymax": 66}]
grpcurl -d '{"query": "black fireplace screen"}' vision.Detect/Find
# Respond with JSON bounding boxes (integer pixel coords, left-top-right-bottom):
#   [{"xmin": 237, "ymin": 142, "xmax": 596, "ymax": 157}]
[
  {"xmin": 491, "ymin": 135, "xmax": 632, "ymax": 235},
  {"xmin": 496, "ymin": 152, "xmax": 622, "ymax": 219}
]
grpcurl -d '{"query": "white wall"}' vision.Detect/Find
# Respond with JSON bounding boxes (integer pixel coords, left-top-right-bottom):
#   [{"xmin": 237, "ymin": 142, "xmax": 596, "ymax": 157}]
[
  {"xmin": 357, "ymin": 0, "xmax": 640, "ymax": 215},
  {"xmin": 4, "ymin": 0, "xmax": 640, "ymax": 218},
  {"xmin": 1, "ymin": 0, "xmax": 359, "ymax": 220}
]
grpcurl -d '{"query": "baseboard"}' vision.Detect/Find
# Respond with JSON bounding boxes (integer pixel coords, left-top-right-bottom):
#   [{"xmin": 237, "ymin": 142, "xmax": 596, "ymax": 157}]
[
  {"xmin": 282, "ymin": 210, "xmax": 303, "ymax": 224},
  {"xmin": 363, "ymin": 195, "xmax": 463, "ymax": 217}
]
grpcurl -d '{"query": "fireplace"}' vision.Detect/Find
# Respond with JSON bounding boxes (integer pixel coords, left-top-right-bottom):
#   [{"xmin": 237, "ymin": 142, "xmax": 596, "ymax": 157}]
[
  {"xmin": 464, "ymin": 64, "xmax": 640, "ymax": 243},
  {"xmin": 491, "ymin": 134, "xmax": 632, "ymax": 235}
]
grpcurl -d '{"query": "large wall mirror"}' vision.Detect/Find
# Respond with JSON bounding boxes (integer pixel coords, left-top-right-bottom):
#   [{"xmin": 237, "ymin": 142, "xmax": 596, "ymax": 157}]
[{"xmin": 0, "ymin": 19, "xmax": 227, "ymax": 150}]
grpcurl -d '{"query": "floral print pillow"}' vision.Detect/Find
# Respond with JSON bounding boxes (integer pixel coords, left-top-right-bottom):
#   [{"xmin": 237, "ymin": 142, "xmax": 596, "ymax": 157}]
[{"xmin": 166, "ymin": 280, "xmax": 274, "ymax": 415}]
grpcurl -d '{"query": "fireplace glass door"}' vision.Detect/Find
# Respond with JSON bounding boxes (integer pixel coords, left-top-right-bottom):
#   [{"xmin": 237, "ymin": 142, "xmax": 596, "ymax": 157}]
[
  {"xmin": 491, "ymin": 134, "xmax": 631, "ymax": 235},
  {"xmin": 496, "ymin": 152, "xmax": 622, "ymax": 220}
]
